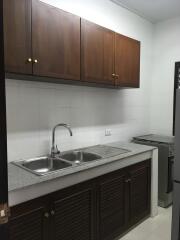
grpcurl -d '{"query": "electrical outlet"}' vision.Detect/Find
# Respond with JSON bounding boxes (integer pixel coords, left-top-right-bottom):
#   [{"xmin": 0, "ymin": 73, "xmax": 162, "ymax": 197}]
[{"xmin": 105, "ymin": 129, "xmax": 112, "ymax": 136}]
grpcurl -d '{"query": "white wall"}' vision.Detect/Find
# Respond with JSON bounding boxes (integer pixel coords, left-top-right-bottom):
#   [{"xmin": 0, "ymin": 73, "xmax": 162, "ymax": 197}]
[
  {"xmin": 150, "ymin": 17, "xmax": 180, "ymax": 135},
  {"xmin": 6, "ymin": 0, "xmax": 154, "ymax": 162}
]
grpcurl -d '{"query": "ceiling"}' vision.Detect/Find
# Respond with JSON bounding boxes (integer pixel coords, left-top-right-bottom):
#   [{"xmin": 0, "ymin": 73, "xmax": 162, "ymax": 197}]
[{"xmin": 110, "ymin": 0, "xmax": 180, "ymax": 23}]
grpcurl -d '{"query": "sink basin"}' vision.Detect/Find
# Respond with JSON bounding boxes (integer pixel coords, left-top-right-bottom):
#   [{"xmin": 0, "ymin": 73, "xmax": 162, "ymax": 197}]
[
  {"xmin": 13, "ymin": 156, "xmax": 72, "ymax": 176},
  {"xmin": 60, "ymin": 151, "xmax": 102, "ymax": 164}
]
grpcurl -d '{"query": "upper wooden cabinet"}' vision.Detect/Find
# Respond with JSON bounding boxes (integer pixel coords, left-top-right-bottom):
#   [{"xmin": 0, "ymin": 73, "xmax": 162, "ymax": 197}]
[
  {"xmin": 3, "ymin": 0, "xmax": 32, "ymax": 74},
  {"xmin": 81, "ymin": 20, "xmax": 115, "ymax": 85},
  {"xmin": 4, "ymin": 0, "xmax": 81, "ymax": 81},
  {"xmin": 81, "ymin": 20, "xmax": 140, "ymax": 87},
  {"xmin": 32, "ymin": 0, "xmax": 80, "ymax": 80},
  {"xmin": 115, "ymin": 34, "xmax": 140, "ymax": 88},
  {"xmin": 3, "ymin": 0, "xmax": 140, "ymax": 88}
]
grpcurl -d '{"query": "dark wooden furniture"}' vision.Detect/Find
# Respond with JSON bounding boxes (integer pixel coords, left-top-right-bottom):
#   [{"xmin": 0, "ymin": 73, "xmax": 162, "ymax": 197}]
[
  {"xmin": 3, "ymin": 0, "xmax": 32, "ymax": 74},
  {"xmin": 97, "ymin": 168, "xmax": 127, "ymax": 240},
  {"xmin": 128, "ymin": 161, "xmax": 151, "ymax": 225},
  {"xmin": 51, "ymin": 181, "xmax": 95, "ymax": 240},
  {"xmin": 4, "ymin": 0, "xmax": 140, "ymax": 88},
  {"xmin": 4, "ymin": 0, "xmax": 81, "ymax": 81},
  {"xmin": 32, "ymin": 0, "xmax": 81, "ymax": 80},
  {"xmin": 97, "ymin": 160, "xmax": 150, "ymax": 240},
  {"xmin": 9, "ymin": 198, "xmax": 48, "ymax": 240},
  {"xmin": 9, "ymin": 181, "xmax": 95, "ymax": 240},
  {"xmin": 81, "ymin": 20, "xmax": 140, "ymax": 88},
  {"xmin": 9, "ymin": 160, "xmax": 151, "ymax": 240},
  {"xmin": 81, "ymin": 20, "xmax": 115, "ymax": 85},
  {"xmin": 115, "ymin": 34, "xmax": 140, "ymax": 88}
]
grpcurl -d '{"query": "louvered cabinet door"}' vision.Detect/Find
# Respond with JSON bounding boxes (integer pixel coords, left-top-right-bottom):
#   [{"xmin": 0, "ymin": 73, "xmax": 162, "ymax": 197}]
[
  {"xmin": 128, "ymin": 160, "xmax": 151, "ymax": 225},
  {"xmin": 9, "ymin": 204, "xmax": 48, "ymax": 240},
  {"xmin": 52, "ymin": 188, "xmax": 95, "ymax": 240},
  {"xmin": 97, "ymin": 169, "xmax": 128, "ymax": 240}
]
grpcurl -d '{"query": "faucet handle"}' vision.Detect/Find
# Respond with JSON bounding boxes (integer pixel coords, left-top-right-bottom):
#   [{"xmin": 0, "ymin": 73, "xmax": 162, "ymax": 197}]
[
  {"xmin": 55, "ymin": 145, "xmax": 60, "ymax": 155},
  {"xmin": 51, "ymin": 145, "xmax": 60, "ymax": 157}
]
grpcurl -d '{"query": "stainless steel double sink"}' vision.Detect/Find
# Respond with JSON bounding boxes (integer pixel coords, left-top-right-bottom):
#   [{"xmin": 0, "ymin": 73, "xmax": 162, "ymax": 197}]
[
  {"xmin": 12, "ymin": 145, "xmax": 130, "ymax": 176},
  {"xmin": 13, "ymin": 151, "xmax": 102, "ymax": 176}
]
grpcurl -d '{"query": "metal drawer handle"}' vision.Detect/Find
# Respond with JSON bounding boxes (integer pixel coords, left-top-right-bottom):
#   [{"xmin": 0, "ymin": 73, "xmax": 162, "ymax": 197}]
[
  {"xmin": 44, "ymin": 212, "xmax": 50, "ymax": 218},
  {"xmin": 27, "ymin": 58, "xmax": 32, "ymax": 63},
  {"xmin": 125, "ymin": 179, "xmax": 131, "ymax": 183},
  {"xmin": 51, "ymin": 210, "xmax": 55, "ymax": 216}
]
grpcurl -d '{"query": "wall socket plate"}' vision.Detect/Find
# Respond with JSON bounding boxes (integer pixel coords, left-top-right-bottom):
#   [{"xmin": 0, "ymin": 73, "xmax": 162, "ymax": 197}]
[{"xmin": 105, "ymin": 129, "xmax": 112, "ymax": 136}]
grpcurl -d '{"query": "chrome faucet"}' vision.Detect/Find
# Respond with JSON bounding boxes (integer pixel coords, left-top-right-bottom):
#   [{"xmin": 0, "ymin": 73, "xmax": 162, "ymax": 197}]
[{"xmin": 51, "ymin": 123, "xmax": 73, "ymax": 157}]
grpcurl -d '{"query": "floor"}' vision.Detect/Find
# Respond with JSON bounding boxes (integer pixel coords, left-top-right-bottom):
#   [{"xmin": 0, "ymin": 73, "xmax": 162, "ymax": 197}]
[{"xmin": 120, "ymin": 207, "xmax": 172, "ymax": 240}]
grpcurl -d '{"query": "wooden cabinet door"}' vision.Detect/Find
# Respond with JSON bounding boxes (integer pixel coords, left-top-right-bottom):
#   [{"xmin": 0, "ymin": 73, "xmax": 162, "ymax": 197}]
[
  {"xmin": 128, "ymin": 160, "xmax": 151, "ymax": 225},
  {"xmin": 9, "ymin": 199, "xmax": 49, "ymax": 240},
  {"xmin": 115, "ymin": 34, "xmax": 140, "ymax": 88},
  {"xmin": 3, "ymin": 0, "xmax": 32, "ymax": 74},
  {"xmin": 97, "ymin": 169, "xmax": 128, "ymax": 240},
  {"xmin": 32, "ymin": 0, "xmax": 81, "ymax": 81},
  {"xmin": 81, "ymin": 20, "xmax": 115, "ymax": 85},
  {"xmin": 51, "ymin": 183, "xmax": 95, "ymax": 240}
]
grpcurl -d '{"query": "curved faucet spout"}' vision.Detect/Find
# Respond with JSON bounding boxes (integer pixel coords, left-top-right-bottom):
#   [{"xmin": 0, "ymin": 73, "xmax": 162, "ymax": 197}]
[{"xmin": 51, "ymin": 123, "xmax": 73, "ymax": 157}]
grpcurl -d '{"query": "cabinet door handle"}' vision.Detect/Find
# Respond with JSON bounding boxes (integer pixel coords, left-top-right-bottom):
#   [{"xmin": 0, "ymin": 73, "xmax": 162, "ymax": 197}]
[
  {"xmin": 51, "ymin": 210, "xmax": 55, "ymax": 216},
  {"xmin": 115, "ymin": 74, "xmax": 119, "ymax": 79},
  {"xmin": 34, "ymin": 59, "xmax": 38, "ymax": 64},
  {"xmin": 125, "ymin": 179, "xmax": 131, "ymax": 183},
  {"xmin": 44, "ymin": 212, "xmax": 50, "ymax": 218},
  {"xmin": 112, "ymin": 73, "xmax": 116, "ymax": 78},
  {"xmin": 27, "ymin": 58, "xmax": 32, "ymax": 63}
]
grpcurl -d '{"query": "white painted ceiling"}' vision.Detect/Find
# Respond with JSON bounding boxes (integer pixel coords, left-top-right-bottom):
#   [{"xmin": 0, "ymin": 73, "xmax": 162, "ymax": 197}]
[{"xmin": 110, "ymin": 0, "xmax": 180, "ymax": 23}]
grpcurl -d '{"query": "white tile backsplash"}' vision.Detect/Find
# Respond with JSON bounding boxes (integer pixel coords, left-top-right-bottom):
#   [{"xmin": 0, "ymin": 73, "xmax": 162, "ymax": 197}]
[{"xmin": 6, "ymin": 79, "xmax": 151, "ymax": 162}]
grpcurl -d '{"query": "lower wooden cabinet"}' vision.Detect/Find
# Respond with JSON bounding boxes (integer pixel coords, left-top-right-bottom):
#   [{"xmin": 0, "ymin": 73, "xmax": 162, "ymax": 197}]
[
  {"xmin": 128, "ymin": 161, "xmax": 151, "ymax": 226},
  {"xmin": 9, "ymin": 197, "xmax": 49, "ymax": 240},
  {"xmin": 9, "ymin": 182, "xmax": 95, "ymax": 240},
  {"xmin": 97, "ymin": 169, "xmax": 128, "ymax": 240},
  {"xmin": 97, "ymin": 160, "xmax": 151, "ymax": 240},
  {"xmin": 9, "ymin": 160, "xmax": 151, "ymax": 240},
  {"xmin": 51, "ymin": 183, "xmax": 95, "ymax": 240}
]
